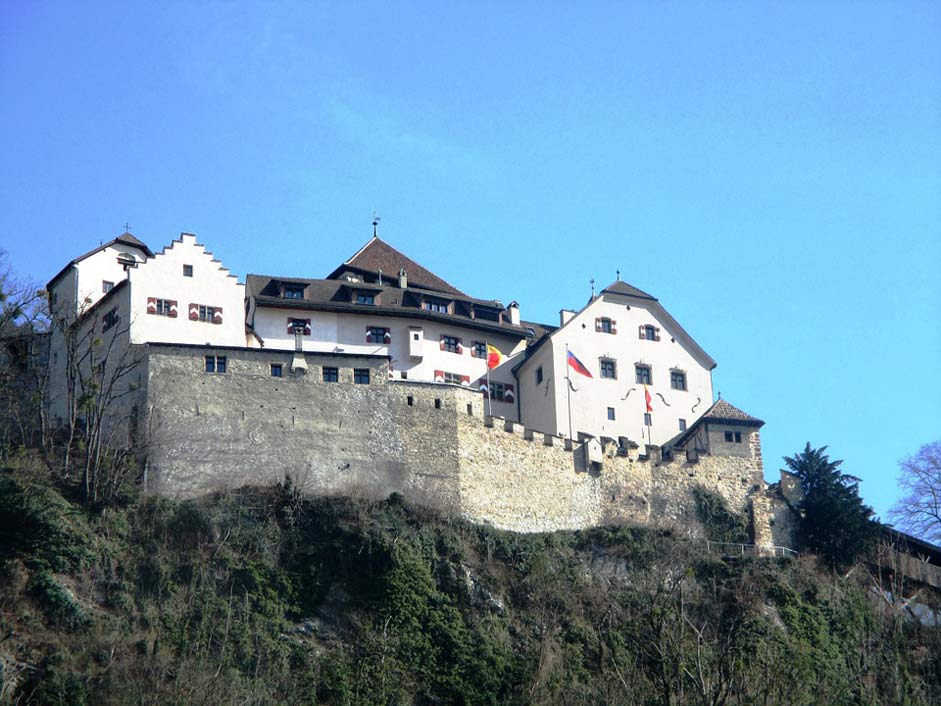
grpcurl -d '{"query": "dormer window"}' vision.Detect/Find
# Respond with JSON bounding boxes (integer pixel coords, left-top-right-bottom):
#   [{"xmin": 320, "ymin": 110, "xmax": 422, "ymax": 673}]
[
  {"xmin": 422, "ymin": 300, "xmax": 449, "ymax": 314},
  {"xmin": 356, "ymin": 293, "xmax": 375, "ymax": 305},
  {"xmin": 284, "ymin": 284, "xmax": 305, "ymax": 299}
]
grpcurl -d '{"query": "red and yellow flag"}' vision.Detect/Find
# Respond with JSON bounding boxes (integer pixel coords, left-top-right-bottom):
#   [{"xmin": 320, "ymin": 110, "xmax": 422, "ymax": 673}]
[
  {"xmin": 644, "ymin": 386, "xmax": 653, "ymax": 413},
  {"xmin": 486, "ymin": 344, "xmax": 503, "ymax": 369}
]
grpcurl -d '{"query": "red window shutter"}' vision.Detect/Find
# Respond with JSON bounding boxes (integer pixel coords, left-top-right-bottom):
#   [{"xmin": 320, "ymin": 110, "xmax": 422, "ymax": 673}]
[
  {"xmin": 595, "ymin": 318, "xmax": 602, "ymax": 332},
  {"xmin": 189, "ymin": 303, "xmax": 199, "ymax": 321},
  {"xmin": 460, "ymin": 374, "xmax": 470, "ymax": 385},
  {"xmin": 384, "ymin": 328, "xmax": 391, "ymax": 344},
  {"xmin": 147, "ymin": 297, "xmax": 156, "ymax": 314},
  {"xmin": 655, "ymin": 327, "xmax": 661, "ymax": 342},
  {"xmin": 365, "ymin": 326, "xmax": 372, "ymax": 343},
  {"xmin": 434, "ymin": 370, "xmax": 445, "ymax": 383},
  {"xmin": 456, "ymin": 339, "xmax": 463, "ymax": 354},
  {"xmin": 287, "ymin": 319, "xmax": 294, "ymax": 334},
  {"xmin": 504, "ymin": 384, "xmax": 515, "ymax": 403},
  {"xmin": 214, "ymin": 307, "xmax": 223, "ymax": 324},
  {"xmin": 478, "ymin": 378, "xmax": 490, "ymax": 397},
  {"xmin": 169, "ymin": 300, "xmax": 178, "ymax": 318},
  {"xmin": 611, "ymin": 319, "xmax": 617, "ymax": 334},
  {"xmin": 439, "ymin": 337, "xmax": 446, "ymax": 351},
  {"xmin": 638, "ymin": 325, "xmax": 645, "ymax": 339}
]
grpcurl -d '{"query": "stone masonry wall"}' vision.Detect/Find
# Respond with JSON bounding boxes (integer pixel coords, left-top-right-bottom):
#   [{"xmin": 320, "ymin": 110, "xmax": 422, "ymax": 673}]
[{"xmin": 142, "ymin": 344, "xmax": 796, "ymax": 547}]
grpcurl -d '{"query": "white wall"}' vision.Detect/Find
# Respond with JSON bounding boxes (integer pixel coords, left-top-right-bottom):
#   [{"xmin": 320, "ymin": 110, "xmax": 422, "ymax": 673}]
[
  {"xmin": 523, "ymin": 292, "xmax": 714, "ymax": 445},
  {"xmin": 251, "ymin": 305, "xmax": 527, "ymax": 418},
  {"xmin": 517, "ymin": 340, "xmax": 558, "ymax": 435},
  {"xmin": 127, "ymin": 234, "xmax": 247, "ymax": 347}
]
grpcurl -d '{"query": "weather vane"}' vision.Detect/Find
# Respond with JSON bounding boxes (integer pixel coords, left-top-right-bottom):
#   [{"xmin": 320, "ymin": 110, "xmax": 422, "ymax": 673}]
[{"xmin": 372, "ymin": 213, "xmax": 380, "ymax": 237}]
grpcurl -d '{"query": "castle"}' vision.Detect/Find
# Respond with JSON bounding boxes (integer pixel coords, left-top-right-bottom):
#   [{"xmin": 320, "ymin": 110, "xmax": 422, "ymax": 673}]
[{"xmin": 44, "ymin": 230, "xmax": 797, "ymax": 548}]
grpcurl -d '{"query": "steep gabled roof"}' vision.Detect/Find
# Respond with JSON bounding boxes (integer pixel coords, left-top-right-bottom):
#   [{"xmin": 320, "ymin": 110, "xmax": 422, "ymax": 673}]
[
  {"xmin": 601, "ymin": 280, "xmax": 657, "ymax": 301},
  {"xmin": 46, "ymin": 232, "xmax": 154, "ymax": 289},
  {"xmin": 327, "ymin": 236, "xmax": 467, "ymax": 296},
  {"xmin": 700, "ymin": 399, "xmax": 764, "ymax": 426}
]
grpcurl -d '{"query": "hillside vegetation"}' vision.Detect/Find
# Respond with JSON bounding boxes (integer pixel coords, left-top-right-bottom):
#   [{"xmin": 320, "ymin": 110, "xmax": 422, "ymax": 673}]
[{"xmin": 1, "ymin": 454, "xmax": 939, "ymax": 706}]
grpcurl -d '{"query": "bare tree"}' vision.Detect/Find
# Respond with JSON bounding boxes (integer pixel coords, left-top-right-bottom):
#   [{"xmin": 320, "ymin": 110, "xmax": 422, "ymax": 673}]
[
  {"xmin": 890, "ymin": 441, "xmax": 941, "ymax": 544},
  {"xmin": 0, "ymin": 249, "xmax": 48, "ymax": 451}
]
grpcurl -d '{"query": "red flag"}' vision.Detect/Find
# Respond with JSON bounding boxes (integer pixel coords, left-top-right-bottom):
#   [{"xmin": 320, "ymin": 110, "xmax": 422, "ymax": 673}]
[
  {"xmin": 567, "ymin": 350, "xmax": 593, "ymax": 378},
  {"xmin": 644, "ymin": 386, "xmax": 653, "ymax": 413}
]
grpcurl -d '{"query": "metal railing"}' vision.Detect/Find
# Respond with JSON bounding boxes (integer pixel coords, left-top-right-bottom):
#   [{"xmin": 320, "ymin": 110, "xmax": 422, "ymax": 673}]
[{"xmin": 705, "ymin": 540, "xmax": 799, "ymax": 559}]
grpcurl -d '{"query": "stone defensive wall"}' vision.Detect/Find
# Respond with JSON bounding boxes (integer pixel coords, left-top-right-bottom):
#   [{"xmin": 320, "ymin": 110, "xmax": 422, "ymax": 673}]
[{"xmin": 140, "ymin": 344, "xmax": 792, "ymax": 544}]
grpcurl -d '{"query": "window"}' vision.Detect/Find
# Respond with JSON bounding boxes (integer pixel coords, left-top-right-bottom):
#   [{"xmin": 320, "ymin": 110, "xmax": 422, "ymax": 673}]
[
  {"xmin": 643, "ymin": 325, "xmax": 657, "ymax": 340},
  {"xmin": 443, "ymin": 372, "xmax": 463, "ymax": 385},
  {"xmin": 412, "ymin": 332, "xmax": 420, "ymax": 341},
  {"xmin": 198, "ymin": 305, "xmax": 216, "ymax": 322},
  {"xmin": 679, "ymin": 418, "xmax": 687, "ymax": 432},
  {"xmin": 183, "ymin": 264, "xmax": 193, "ymax": 277},
  {"xmin": 472, "ymin": 341, "xmax": 487, "ymax": 359},
  {"xmin": 434, "ymin": 398, "xmax": 442, "ymax": 409},
  {"xmin": 644, "ymin": 412, "xmax": 652, "ymax": 426},
  {"xmin": 635, "ymin": 364, "xmax": 651, "ymax": 385},
  {"xmin": 407, "ymin": 395, "xmax": 414, "ymax": 406},
  {"xmin": 366, "ymin": 326, "xmax": 390, "ymax": 344},
  {"xmin": 490, "ymin": 382, "xmax": 507, "ymax": 402},
  {"xmin": 535, "ymin": 366, "xmax": 543, "ymax": 385},
  {"xmin": 102, "ymin": 280, "xmax": 114, "ymax": 293},
  {"xmin": 423, "ymin": 300, "xmax": 448, "ymax": 313},
  {"xmin": 600, "ymin": 317, "xmax": 613, "ymax": 333},
  {"xmin": 607, "ymin": 407, "xmax": 616, "ymax": 421},
  {"xmin": 102, "ymin": 308, "xmax": 119, "ymax": 332},
  {"xmin": 155, "ymin": 299, "xmax": 173, "ymax": 316},
  {"xmin": 270, "ymin": 363, "xmax": 283, "ymax": 378},
  {"xmin": 205, "ymin": 355, "xmax": 226, "ymax": 374},
  {"xmin": 284, "ymin": 284, "xmax": 304, "ymax": 299},
  {"xmin": 670, "ymin": 371, "xmax": 687, "ymax": 391},
  {"xmin": 724, "ymin": 431, "xmax": 743, "ymax": 443},
  {"xmin": 322, "ymin": 367, "xmax": 339, "ymax": 383},
  {"xmin": 600, "ymin": 359, "xmax": 617, "ymax": 379},
  {"xmin": 441, "ymin": 335, "xmax": 461, "ymax": 353},
  {"xmin": 353, "ymin": 369, "xmax": 370, "ymax": 384},
  {"xmin": 356, "ymin": 293, "xmax": 375, "ymax": 305}
]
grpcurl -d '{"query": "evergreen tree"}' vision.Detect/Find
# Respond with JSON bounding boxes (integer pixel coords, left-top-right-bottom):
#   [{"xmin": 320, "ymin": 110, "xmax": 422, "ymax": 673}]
[{"xmin": 784, "ymin": 443, "xmax": 879, "ymax": 569}]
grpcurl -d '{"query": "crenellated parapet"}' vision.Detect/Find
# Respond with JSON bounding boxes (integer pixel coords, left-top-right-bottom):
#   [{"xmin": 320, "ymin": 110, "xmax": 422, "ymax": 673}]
[{"xmin": 139, "ymin": 344, "xmax": 797, "ymax": 548}]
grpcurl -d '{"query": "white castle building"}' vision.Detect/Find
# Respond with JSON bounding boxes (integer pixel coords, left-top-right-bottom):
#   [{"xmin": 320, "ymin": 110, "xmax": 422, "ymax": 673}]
[{"xmin": 45, "ymin": 229, "xmax": 754, "ymax": 453}]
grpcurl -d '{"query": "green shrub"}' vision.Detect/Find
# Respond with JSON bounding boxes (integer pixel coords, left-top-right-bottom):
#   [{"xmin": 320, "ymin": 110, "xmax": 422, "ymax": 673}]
[{"xmin": 27, "ymin": 571, "xmax": 90, "ymax": 631}]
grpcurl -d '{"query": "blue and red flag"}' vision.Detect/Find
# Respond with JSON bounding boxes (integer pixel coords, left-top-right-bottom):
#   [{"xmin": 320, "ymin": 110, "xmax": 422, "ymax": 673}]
[{"xmin": 567, "ymin": 350, "xmax": 593, "ymax": 378}]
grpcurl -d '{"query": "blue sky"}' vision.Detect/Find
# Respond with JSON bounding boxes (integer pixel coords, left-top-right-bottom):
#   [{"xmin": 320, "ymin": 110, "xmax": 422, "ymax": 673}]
[{"xmin": 2, "ymin": 1, "xmax": 938, "ymax": 520}]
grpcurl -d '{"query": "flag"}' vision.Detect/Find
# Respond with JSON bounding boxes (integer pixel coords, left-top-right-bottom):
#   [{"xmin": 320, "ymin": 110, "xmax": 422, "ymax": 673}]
[
  {"xmin": 486, "ymin": 343, "xmax": 503, "ymax": 369},
  {"xmin": 644, "ymin": 386, "xmax": 653, "ymax": 413},
  {"xmin": 567, "ymin": 350, "xmax": 593, "ymax": 378}
]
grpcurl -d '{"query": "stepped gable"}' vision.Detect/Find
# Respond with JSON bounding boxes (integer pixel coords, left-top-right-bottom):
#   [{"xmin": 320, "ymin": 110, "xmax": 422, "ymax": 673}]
[
  {"xmin": 328, "ymin": 235, "xmax": 467, "ymax": 296},
  {"xmin": 700, "ymin": 399, "xmax": 765, "ymax": 427},
  {"xmin": 152, "ymin": 232, "xmax": 240, "ymax": 281}
]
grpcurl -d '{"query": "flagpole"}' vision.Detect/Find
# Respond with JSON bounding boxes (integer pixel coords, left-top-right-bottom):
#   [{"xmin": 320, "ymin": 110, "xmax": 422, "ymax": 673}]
[
  {"xmin": 486, "ymin": 340, "xmax": 492, "ymax": 417},
  {"xmin": 565, "ymin": 343, "xmax": 573, "ymax": 443}
]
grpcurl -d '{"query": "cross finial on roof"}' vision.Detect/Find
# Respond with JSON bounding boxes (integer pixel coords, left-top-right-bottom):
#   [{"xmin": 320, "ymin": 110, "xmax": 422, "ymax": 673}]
[
  {"xmin": 123, "ymin": 222, "xmax": 132, "ymax": 233},
  {"xmin": 590, "ymin": 278, "xmax": 595, "ymax": 297},
  {"xmin": 616, "ymin": 268, "xmax": 620, "ymax": 281},
  {"xmin": 718, "ymin": 391, "xmax": 722, "ymax": 400},
  {"xmin": 372, "ymin": 213, "xmax": 380, "ymax": 238}
]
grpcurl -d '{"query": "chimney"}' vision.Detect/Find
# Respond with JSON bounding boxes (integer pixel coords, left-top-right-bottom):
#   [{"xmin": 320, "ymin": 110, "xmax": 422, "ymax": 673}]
[
  {"xmin": 560, "ymin": 309, "xmax": 576, "ymax": 326},
  {"xmin": 398, "ymin": 268, "xmax": 408, "ymax": 289},
  {"xmin": 507, "ymin": 301, "xmax": 520, "ymax": 326}
]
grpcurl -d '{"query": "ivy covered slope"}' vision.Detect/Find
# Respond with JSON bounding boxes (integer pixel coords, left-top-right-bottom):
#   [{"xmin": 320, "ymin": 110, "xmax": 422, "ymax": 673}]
[{"xmin": 1, "ymin": 458, "xmax": 939, "ymax": 706}]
